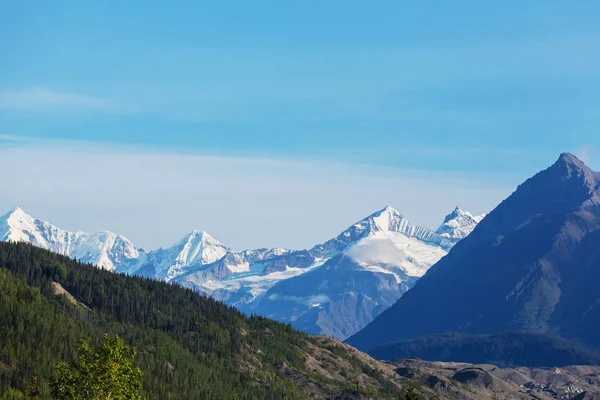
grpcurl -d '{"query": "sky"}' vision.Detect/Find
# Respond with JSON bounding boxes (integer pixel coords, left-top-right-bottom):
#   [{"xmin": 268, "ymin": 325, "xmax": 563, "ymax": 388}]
[{"xmin": 1, "ymin": 1, "xmax": 599, "ymax": 250}]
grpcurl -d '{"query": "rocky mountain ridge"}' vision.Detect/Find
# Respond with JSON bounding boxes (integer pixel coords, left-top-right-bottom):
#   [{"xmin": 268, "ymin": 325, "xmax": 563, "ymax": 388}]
[
  {"xmin": 347, "ymin": 153, "xmax": 600, "ymax": 355},
  {"xmin": 1, "ymin": 204, "xmax": 484, "ymax": 339}
]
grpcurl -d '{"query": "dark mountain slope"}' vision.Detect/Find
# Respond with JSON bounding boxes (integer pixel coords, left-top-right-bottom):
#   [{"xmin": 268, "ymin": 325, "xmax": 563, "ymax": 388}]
[
  {"xmin": 0, "ymin": 242, "xmax": 421, "ymax": 400},
  {"xmin": 347, "ymin": 153, "xmax": 600, "ymax": 353}
]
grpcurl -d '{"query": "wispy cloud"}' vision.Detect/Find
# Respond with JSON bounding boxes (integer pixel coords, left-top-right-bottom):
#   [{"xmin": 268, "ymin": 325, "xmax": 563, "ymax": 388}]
[
  {"xmin": 574, "ymin": 144, "xmax": 597, "ymax": 166},
  {"xmin": 0, "ymin": 88, "xmax": 134, "ymax": 113},
  {"xmin": 0, "ymin": 140, "xmax": 512, "ymax": 251},
  {"xmin": 0, "ymin": 134, "xmax": 40, "ymax": 142}
]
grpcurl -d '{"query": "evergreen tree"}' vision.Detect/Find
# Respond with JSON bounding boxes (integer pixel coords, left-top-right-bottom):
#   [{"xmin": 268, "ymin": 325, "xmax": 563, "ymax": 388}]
[
  {"xmin": 403, "ymin": 381, "xmax": 419, "ymax": 400},
  {"xmin": 27, "ymin": 375, "xmax": 41, "ymax": 400}
]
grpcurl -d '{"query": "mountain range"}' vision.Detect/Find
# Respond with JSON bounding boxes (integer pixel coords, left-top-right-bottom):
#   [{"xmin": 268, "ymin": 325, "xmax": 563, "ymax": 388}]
[
  {"xmin": 6, "ymin": 152, "xmax": 600, "ymax": 398},
  {"xmin": 347, "ymin": 153, "xmax": 600, "ymax": 358},
  {"xmin": 0, "ymin": 204, "xmax": 484, "ymax": 339},
  {"xmin": 0, "ymin": 240, "xmax": 427, "ymax": 399}
]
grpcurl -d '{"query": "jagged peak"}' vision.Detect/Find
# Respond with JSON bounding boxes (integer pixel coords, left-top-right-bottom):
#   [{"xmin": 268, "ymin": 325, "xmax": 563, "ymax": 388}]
[
  {"xmin": 371, "ymin": 205, "xmax": 402, "ymax": 218},
  {"xmin": 178, "ymin": 230, "xmax": 226, "ymax": 248},
  {"xmin": 183, "ymin": 229, "xmax": 210, "ymax": 240},
  {"xmin": 436, "ymin": 206, "xmax": 485, "ymax": 245},
  {"xmin": 442, "ymin": 207, "xmax": 472, "ymax": 223},
  {"xmin": 557, "ymin": 152, "xmax": 585, "ymax": 167},
  {"xmin": 545, "ymin": 152, "xmax": 599, "ymax": 189},
  {"xmin": 366, "ymin": 205, "xmax": 407, "ymax": 232},
  {"xmin": 1, "ymin": 206, "xmax": 30, "ymax": 220},
  {"xmin": 552, "ymin": 152, "xmax": 594, "ymax": 175},
  {"xmin": 189, "ymin": 229, "xmax": 210, "ymax": 237},
  {"xmin": 380, "ymin": 205, "xmax": 397, "ymax": 213}
]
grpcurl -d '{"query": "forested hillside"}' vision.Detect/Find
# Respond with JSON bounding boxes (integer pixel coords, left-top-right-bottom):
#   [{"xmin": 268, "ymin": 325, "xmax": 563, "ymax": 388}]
[{"xmin": 0, "ymin": 242, "xmax": 416, "ymax": 399}]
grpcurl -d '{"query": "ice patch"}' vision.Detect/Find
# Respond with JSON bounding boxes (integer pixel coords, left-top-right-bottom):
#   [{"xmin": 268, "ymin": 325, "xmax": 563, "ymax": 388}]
[{"xmin": 344, "ymin": 231, "xmax": 446, "ymax": 277}]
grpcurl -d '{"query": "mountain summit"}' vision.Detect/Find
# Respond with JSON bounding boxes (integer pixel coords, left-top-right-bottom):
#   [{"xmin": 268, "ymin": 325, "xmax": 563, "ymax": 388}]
[
  {"xmin": 147, "ymin": 230, "xmax": 230, "ymax": 281},
  {"xmin": 436, "ymin": 207, "xmax": 486, "ymax": 246},
  {"xmin": 310, "ymin": 205, "xmax": 453, "ymax": 260},
  {"xmin": 347, "ymin": 153, "xmax": 600, "ymax": 352}
]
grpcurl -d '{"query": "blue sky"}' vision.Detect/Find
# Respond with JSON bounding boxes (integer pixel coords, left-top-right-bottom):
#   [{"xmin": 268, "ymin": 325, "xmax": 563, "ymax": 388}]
[{"xmin": 1, "ymin": 1, "xmax": 599, "ymax": 249}]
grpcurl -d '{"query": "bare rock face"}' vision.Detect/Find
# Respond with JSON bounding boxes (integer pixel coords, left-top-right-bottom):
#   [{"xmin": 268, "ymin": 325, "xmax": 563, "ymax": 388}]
[{"xmin": 348, "ymin": 153, "xmax": 600, "ymax": 354}]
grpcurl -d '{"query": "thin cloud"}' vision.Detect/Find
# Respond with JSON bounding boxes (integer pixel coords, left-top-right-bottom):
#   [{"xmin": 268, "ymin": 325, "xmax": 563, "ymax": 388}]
[
  {"xmin": 0, "ymin": 140, "xmax": 511, "ymax": 251},
  {"xmin": 574, "ymin": 144, "xmax": 597, "ymax": 166},
  {"xmin": 0, "ymin": 88, "xmax": 134, "ymax": 112},
  {"xmin": 0, "ymin": 134, "xmax": 39, "ymax": 142}
]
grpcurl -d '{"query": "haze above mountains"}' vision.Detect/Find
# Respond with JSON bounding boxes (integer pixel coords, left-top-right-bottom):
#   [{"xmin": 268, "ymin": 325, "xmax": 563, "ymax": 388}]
[{"xmin": 0, "ymin": 203, "xmax": 484, "ymax": 339}]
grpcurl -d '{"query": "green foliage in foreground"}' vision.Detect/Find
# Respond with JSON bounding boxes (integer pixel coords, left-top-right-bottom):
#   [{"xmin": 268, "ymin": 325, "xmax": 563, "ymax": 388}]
[{"xmin": 50, "ymin": 334, "xmax": 142, "ymax": 400}]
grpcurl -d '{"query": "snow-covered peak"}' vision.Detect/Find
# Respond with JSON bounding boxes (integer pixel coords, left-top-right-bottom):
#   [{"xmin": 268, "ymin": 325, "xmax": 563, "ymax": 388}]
[
  {"xmin": 1, "ymin": 207, "xmax": 30, "ymax": 239},
  {"xmin": 369, "ymin": 205, "xmax": 404, "ymax": 232},
  {"xmin": 2, "ymin": 206, "xmax": 30, "ymax": 225},
  {"xmin": 436, "ymin": 207, "xmax": 486, "ymax": 245},
  {"xmin": 442, "ymin": 207, "xmax": 468, "ymax": 223},
  {"xmin": 0, "ymin": 207, "xmax": 144, "ymax": 272},
  {"xmin": 368, "ymin": 206, "xmax": 435, "ymax": 236},
  {"xmin": 311, "ymin": 205, "xmax": 453, "ymax": 259},
  {"xmin": 178, "ymin": 229, "xmax": 221, "ymax": 246},
  {"xmin": 188, "ymin": 229, "xmax": 210, "ymax": 236},
  {"xmin": 365, "ymin": 205, "xmax": 452, "ymax": 248},
  {"xmin": 149, "ymin": 229, "xmax": 230, "ymax": 281},
  {"xmin": 1, "ymin": 206, "xmax": 71, "ymax": 250},
  {"xmin": 175, "ymin": 230, "xmax": 228, "ymax": 264},
  {"xmin": 3, "ymin": 206, "xmax": 27, "ymax": 221},
  {"xmin": 366, "ymin": 206, "xmax": 451, "ymax": 248}
]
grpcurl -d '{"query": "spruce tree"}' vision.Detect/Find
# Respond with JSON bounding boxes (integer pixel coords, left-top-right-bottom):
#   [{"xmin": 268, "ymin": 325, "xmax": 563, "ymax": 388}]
[{"xmin": 403, "ymin": 381, "xmax": 419, "ymax": 400}]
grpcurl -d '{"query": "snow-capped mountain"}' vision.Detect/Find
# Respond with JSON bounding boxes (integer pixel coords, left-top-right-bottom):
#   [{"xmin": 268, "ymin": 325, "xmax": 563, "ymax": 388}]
[
  {"xmin": 0, "ymin": 204, "xmax": 484, "ymax": 340},
  {"xmin": 175, "ymin": 206, "xmax": 450, "ymax": 307},
  {"xmin": 143, "ymin": 230, "xmax": 230, "ymax": 281},
  {"xmin": 0, "ymin": 207, "xmax": 143, "ymax": 272},
  {"xmin": 317, "ymin": 205, "xmax": 450, "ymax": 276},
  {"xmin": 176, "ymin": 205, "xmax": 485, "ymax": 339},
  {"xmin": 0, "ymin": 207, "xmax": 237, "ymax": 280},
  {"xmin": 237, "ymin": 206, "xmax": 452, "ymax": 339},
  {"xmin": 436, "ymin": 207, "xmax": 486, "ymax": 246},
  {"xmin": 311, "ymin": 205, "xmax": 453, "ymax": 258}
]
